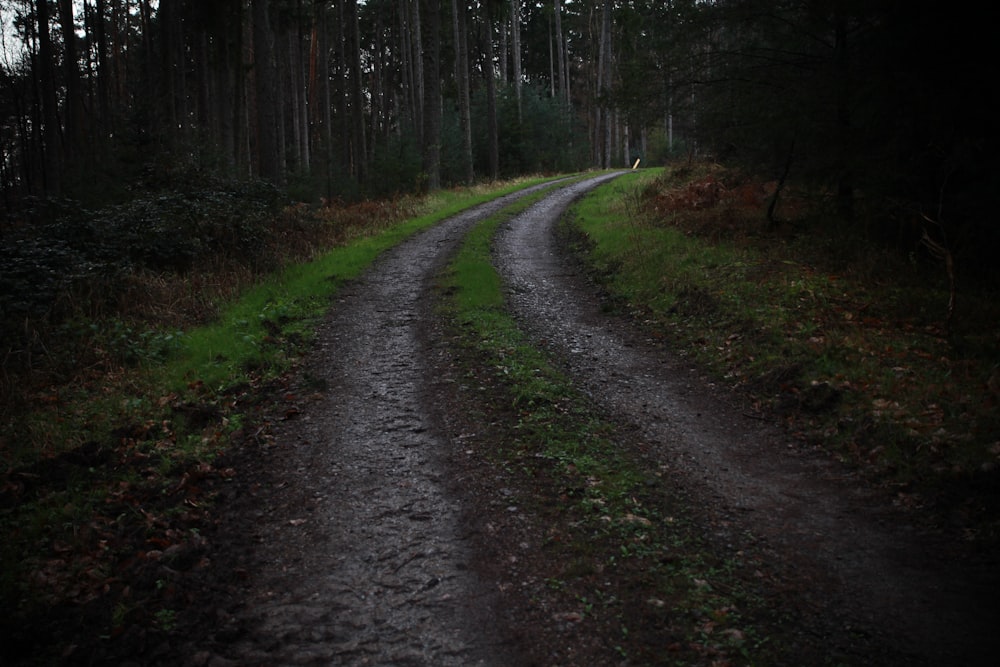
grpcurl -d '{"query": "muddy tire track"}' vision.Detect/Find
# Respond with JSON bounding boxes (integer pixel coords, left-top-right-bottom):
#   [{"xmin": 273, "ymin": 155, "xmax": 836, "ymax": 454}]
[
  {"xmin": 185, "ymin": 180, "xmax": 577, "ymax": 666},
  {"xmin": 492, "ymin": 176, "xmax": 1000, "ymax": 665}
]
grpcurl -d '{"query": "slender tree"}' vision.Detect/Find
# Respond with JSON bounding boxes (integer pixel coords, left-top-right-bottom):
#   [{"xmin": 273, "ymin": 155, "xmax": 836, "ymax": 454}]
[
  {"xmin": 348, "ymin": 0, "xmax": 366, "ymax": 182},
  {"xmin": 452, "ymin": 0, "xmax": 473, "ymax": 183},
  {"xmin": 510, "ymin": 0, "xmax": 522, "ymax": 120},
  {"xmin": 553, "ymin": 0, "xmax": 568, "ymax": 106},
  {"xmin": 252, "ymin": 0, "xmax": 283, "ymax": 183},
  {"xmin": 591, "ymin": 0, "xmax": 613, "ymax": 167},
  {"xmin": 482, "ymin": 0, "xmax": 499, "ymax": 179},
  {"xmin": 420, "ymin": 0, "xmax": 441, "ymax": 189},
  {"xmin": 35, "ymin": 0, "xmax": 61, "ymax": 194}
]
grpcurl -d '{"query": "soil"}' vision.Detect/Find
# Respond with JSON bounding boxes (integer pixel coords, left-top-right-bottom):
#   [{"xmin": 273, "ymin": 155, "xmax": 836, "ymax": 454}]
[{"xmin": 24, "ymin": 174, "xmax": 999, "ymax": 665}]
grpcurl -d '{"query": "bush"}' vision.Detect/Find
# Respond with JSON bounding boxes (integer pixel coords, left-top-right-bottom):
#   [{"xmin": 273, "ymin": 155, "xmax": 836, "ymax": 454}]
[{"xmin": 0, "ymin": 180, "xmax": 285, "ymax": 359}]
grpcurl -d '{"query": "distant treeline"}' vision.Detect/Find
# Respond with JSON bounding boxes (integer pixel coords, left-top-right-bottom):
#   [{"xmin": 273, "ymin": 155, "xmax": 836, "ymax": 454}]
[{"xmin": 0, "ymin": 1, "xmax": 995, "ymax": 274}]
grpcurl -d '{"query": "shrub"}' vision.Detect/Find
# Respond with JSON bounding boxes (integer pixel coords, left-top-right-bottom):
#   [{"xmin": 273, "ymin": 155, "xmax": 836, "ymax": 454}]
[{"xmin": 0, "ymin": 180, "xmax": 285, "ymax": 364}]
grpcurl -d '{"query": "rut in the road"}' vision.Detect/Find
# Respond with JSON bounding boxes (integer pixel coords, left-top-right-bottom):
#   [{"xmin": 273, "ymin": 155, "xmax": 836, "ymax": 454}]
[
  {"xmin": 492, "ymin": 177, "xmax": 1000, "ymax": 666},
  {"xmin": 190, "ymin": 178, "xmax": 611, "ymax": 666}
]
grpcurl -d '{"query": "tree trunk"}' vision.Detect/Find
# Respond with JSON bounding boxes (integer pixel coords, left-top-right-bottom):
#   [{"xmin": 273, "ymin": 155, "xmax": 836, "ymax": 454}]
[
  {"xmin": 318, "ymin": 4, "xmax": 336, "ymax": 200},
  {"xmin": 35, "ymin": 0, "xmax": 61, "ymax": 195},
  {"xmin": 407, "ymin": 0, "xmax": 424, "ymax": 146},
  {"xmin": 369, "ymin": 8, "xmax": 386, "ymax": 156},
  {"xmin": 834, "ymin": 8, "xmax": 853, "ymax": 220},
  {"xmin": 452, "ymin": 0, "xmax": 473, "ymax": 184},
  {"xmin": 596, "ymin": 0, "xmax": 612, "ymax": 168},
  {"xmin": 139, "ymin": 0, "xmax": 155, "ymax": 139},
  {"xmin": 283, "ymin": 30, "xmax": 302, "ymax": 173},
  {"xmin": 510, "ymin": 0, "xmax": 522, "ymax": 120},
  {"xmin": 195, "ymin": 33, "xmax": 212, "ymax": 147},
  {"xmin": 484, "ymin": 2, "xmax": 499, "ymax": 180},
  {"xmin": 297, "ymin": 0, "xmax": 311, "ymax": 173},
  {"xmin": 420, "ymin": 0, "xmax": 441, "ymax": 190},
  {"xmin": 218, "ymin": 20, "xmax": 238, "ymax": 175},
  {"xmin": 160, "ymin": 0, "xmax": 187, "ymax": 144},
  {"xmin": 252, "ymin": 0, "xmax": 283, "ymax": 183},
  {"xmin": 334, "ymin": 0, "xmax": 352, "ymax": 181},
  {"xmin": 349, "ymin": 0, "xmax": 367, "ymax": 182},
  {"xmin": 499, "ymin": 13, "xmax": 507, "ymax": 85},
  {"xmin": 93, "ymin": 0, "xmax": 113, "ymax": 141},
  {"xmin": 273, "ymin": 21, "xmax": 288, "ymax": 176},
  {"xmin": 548, "ymin": 16, "xmax": 555, "ymax": 98},
  {"xmin": 59, "ymin": 0, "xmax": 87, "ymax": 166},
  {"xmin": 554, "ymin": 0, "xmax": 569, "ymax": 106}
]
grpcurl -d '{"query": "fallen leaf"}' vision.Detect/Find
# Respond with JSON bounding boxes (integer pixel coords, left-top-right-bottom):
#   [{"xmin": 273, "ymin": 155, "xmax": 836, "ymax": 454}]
[{"xmin": 553, "ymin": 611, "xmax": 583, "ymax": 623}]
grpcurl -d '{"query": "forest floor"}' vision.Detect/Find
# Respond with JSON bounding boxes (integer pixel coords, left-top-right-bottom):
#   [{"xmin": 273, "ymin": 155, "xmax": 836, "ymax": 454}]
[{"xmin": 4, "ymin": 174, "xmax": 999, "ymax": 665}]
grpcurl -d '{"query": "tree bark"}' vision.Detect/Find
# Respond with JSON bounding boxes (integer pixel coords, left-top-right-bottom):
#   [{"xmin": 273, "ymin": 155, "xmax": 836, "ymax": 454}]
[
  {"xmin": 834, "ymin": 7, "xmax": 853, "ymax": 220},
  {"xmin": 35, "ymin": 0, "xmax": 61, "ymax": 194},
  {"xmin": 600, "ymin": 0, "xmax": 613, "ymax": 169},
  {"xmin": 510, "ymin": 0, "xmax": 522, "ymax": 120},
  {"xmin": 349, "ymin": 0, "xmax": 367, "ymax": 182},
  {"xmin": 93, "ymin": 0, "xmax": 113, "ymax": 141},
  {"xmin": 554, "ymin": 0, "xmax": 569, "ymax": 106},
  {"xmin": 484, "ymin": 1, "xmax": 499, "ymax": 179},
  {"xmin": 420, "ymin": 0, "xmax": 441, "ymax": 190},
  {"xmin": 318, "ymin": 4, "xmax": 336, "ymax": 199},
  {"xmin": 252, "ymin": 0, "xmax": 283, "ymax": 183},
  {"xmin": 453, "ymin": 0, "xmax": 473, "ymax": 184},
  {"xmin": 597, "ymin": 0, "xmax": 612, "ymax": 168},
  {"xmin": 408, "ymin": 0, "xmax": 424, "ymax": 146}
]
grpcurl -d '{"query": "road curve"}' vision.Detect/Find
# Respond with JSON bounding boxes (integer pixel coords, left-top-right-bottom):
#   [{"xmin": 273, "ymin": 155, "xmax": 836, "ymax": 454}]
[
  {"xmin": 493, "ymin": 173, "xmax": 1000, "ymax": 666},
  {"xmin": 188, "ymin": 176, "xmax": 618, "ymax": 666}
]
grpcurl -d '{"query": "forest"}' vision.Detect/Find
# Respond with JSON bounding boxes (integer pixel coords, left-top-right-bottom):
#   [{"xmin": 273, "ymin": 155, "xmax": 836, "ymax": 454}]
[
  {"xmin": 2, "ymin": 2, "xmax": 999, "ymax": 662},
  {"xmin": 0, "ymin": 1, "xmax": 992, "ymax": 207},
  {"xmin": 0, "ymin": 0, "xmax": 995, "ymax": 387}
]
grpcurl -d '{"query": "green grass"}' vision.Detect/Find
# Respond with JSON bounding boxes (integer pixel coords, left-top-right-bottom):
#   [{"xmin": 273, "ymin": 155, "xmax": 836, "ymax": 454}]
[
  {"xmin": 565, "ymin": 164, "xmax": 1000, "ymax": 541},
  {"xmin": 436, "ymin": 174, "xmax": 779, "ymax": 665}
]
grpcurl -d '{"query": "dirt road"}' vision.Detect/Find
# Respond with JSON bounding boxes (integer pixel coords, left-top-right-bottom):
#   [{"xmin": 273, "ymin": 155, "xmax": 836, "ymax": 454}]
[{"xmin": 176, "ymin": 174, "xmax": 998, "ymax": 666}]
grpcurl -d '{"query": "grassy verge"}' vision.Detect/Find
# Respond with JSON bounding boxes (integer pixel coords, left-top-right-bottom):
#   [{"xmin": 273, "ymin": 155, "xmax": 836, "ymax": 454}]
[
  {"xmin": 162, "ymin": 181, "xmax": 552, "ymax": 392},
  {"xmin": 435, "ymin": 179, "xmax": 780, "ymax": 665},
  {"xmin": 564, "ymin": 163, "xmax": 1000, "ymax": 541},
  {"xmin": 0, "ymin": 175, "xmax": 558, "ymax": 664}
]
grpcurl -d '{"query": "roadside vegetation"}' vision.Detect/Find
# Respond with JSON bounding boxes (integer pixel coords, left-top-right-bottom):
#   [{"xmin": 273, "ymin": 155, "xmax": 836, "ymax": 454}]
[
  {"xmin": 564, "ymin": 164, "xmax": 1000, "ymax": 545},
  {"xmin": 0, "ymin": 175, "xmax": 555, "ymax": 663}
]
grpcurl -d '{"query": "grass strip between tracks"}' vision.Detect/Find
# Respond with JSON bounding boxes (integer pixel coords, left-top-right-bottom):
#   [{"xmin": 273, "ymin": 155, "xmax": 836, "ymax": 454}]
[{"xmin": 436, "ymin": 175, "xmax": 791, "ymax": 665}]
